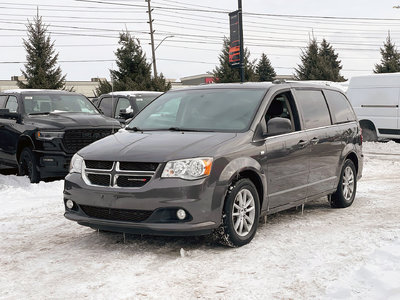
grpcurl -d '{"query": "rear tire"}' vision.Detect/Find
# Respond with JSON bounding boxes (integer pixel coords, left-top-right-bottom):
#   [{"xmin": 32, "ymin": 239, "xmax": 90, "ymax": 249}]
[
  {"xmin": 362, "ymin": 128, "xmax": 377, "ymax": 142},
  {"xmin": 331, "ymin": 159, "xmax": 357, "ymax": 208},
  {"xmin": 215, "ymin": 179, "xmax": 260, "ymax": 247},
  {"xmin": 18, "ymin": 147, "xmax": 40, "ymax": 183}
]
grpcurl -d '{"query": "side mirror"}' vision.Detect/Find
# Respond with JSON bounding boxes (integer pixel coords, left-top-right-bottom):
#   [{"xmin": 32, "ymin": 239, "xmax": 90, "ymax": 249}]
[
  {"xmin": 119, "ymin": 108, "xmax": 134, "ymax": 119},
  {"xmin": 0, "ymin": 109, "xmax": 20, "ymax": 121},
  {"xmin": 266, "ymin": 117, "xmax": 292, "ymax": 136}
]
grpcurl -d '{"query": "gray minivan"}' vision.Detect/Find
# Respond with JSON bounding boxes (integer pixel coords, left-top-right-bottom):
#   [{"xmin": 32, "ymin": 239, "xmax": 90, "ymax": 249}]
[{"xmin": 64, "ymin": 82, "xmax": 363, "ymax": 247}]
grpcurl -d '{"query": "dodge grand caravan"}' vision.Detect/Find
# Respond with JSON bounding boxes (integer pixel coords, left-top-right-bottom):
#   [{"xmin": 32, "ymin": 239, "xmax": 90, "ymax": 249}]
[{"xmin": 64, "ymin": 82, "xmax": 363, "ymax": 247}]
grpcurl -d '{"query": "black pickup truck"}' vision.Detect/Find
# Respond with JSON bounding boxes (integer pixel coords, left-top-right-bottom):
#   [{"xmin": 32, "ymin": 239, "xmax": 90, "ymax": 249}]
[{"xmin": 0, "ymin": 89, "xmax": 120, "ymax": 183}]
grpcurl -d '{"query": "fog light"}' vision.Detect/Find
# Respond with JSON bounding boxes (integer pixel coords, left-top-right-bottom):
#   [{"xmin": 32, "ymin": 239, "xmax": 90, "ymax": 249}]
[
  {"xmin": 66, "ymin": 200, "xmax": 74, "ymax": 209},
  {"xmin": 176, "ymin": 209, "xmax": 186, "ymax": 220}
]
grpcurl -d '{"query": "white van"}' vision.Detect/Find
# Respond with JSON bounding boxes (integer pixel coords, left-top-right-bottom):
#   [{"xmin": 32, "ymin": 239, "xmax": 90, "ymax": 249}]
[{"xmin": 346, "ymin": 73, "xmax": 400, "ymax": 141}]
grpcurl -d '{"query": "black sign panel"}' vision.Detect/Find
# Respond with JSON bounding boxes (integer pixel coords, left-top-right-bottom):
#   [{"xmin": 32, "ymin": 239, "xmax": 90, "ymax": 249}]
[{"xmin": 229, "ymin": 10, "xmax": 241, "ymax": 68}]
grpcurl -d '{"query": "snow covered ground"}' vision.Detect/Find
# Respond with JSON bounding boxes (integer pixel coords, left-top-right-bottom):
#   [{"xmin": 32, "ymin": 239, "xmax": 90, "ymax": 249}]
[{"xmin": 1, "ymin": 142, "xmax": 399, "ymax": 299}]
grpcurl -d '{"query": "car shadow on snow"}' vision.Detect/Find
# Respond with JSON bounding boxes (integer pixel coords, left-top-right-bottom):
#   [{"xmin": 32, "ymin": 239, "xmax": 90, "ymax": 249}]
[
  {"xmin": 69, "ymin": 197, "xmax": 336, "ymax": 253},
  {"xmin": 77, "ymin": 230, "xmax": 225, "ymax": 257}
]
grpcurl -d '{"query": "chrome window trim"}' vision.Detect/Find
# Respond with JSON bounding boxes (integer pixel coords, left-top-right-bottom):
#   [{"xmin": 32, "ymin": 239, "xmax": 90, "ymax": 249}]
[{"xmin": 262, "ymin": 121, "xmax": 358, "ymax": 141}]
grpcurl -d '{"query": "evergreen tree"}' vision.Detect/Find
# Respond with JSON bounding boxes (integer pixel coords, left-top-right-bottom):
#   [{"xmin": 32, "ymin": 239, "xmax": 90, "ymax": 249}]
[
  {"xmin": 295, "ymin": 38, "xmax": 345, "ymax": 81},
  {"xmin": 94, "ymin": 79, "xmax": 113, "ymax": 96},
  {"xmin": 18, "ymin": 13, "xmax": 66, "ymax": 89},
  {"xmin": 294, "ymin": 38, "xmax": 320, "ymax": 80},
  {"xmin": 256, "ymin": 53, "xmax": 276, "ymax": 81},
  {"xmin": 151, "ymin": 72, "xmax": 171, "ymax": 92},
  {"xmin": 318, "ymin": 39, "xmax": 345, "ymax": 81},
  {"xmin": 374, "ymin": 33, "xmax": 400, "ymax": 73},
  {"xmin": 212, "ymin": 38, "xmax": 256, "ymax": 83},
  {"xmin": 95, "ymin": 31, "xmax": 170, "ymax": 96}
]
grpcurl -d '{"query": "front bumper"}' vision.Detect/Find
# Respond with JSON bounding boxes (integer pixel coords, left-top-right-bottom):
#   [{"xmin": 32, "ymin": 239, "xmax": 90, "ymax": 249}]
[
  {"xmin": 63, "ymin": 173, "xmax": 226, "ymax": 236},
  {"xmin": 64, "ymin": 212, "xmax": 216, "ymax": 236},
  {"xmin": 33, "ymin": 149, "xmax": 72, "ymax": 178}
]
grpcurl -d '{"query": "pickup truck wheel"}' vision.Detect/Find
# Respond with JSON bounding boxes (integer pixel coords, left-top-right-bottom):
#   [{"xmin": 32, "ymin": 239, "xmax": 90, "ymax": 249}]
[
  {"xmin": 362, "ymin": 128, "xmax": 377, "ymax": 142},
  {"xmin": 331, "ymin": 159, "xmax": 356, "ymax": 208},
  {"xmin": 18, "ymin": 147, "xmax": 40, "ymax": 183},
  {"xmin": 216, "ymin": 179, "xmax": 260, "ymax": 247}
]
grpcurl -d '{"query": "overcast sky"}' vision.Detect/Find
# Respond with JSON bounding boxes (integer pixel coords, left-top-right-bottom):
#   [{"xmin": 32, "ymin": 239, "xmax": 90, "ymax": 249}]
[{"xmin": 1, "ymin": 0, "xmax": 400, "ymax": 81}]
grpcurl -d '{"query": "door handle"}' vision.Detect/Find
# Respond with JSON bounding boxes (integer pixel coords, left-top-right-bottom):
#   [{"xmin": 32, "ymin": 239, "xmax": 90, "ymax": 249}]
[
  {"xmin": 310, "ymin": 137, "xmax": 319, "ymax": 144},
  {"xmin": 297, "ymin": 140, "xmax": 308, "ymax": 147}
]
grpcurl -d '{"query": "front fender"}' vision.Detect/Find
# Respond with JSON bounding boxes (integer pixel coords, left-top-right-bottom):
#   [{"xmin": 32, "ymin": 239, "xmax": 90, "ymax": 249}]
[
  {"xmin": 218, "ymin": 157, "xmax": 264, "ymax": 183},
  {"xmin": 215, "ymin": 157, "xmax": 267, "ymax": 212}
]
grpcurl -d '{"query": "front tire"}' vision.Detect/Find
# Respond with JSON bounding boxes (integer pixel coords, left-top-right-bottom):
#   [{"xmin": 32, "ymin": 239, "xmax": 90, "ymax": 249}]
[
  {"xmin": 216, "ymin": 179, "xmax": 260, "ymax": 247},
  {"xmin": 18, "ymin": 147, "xmax": 40, "ymax": 183},
  {"xmin": 331, "ymin": 159, "xmax": 357, "ymax": 208}
]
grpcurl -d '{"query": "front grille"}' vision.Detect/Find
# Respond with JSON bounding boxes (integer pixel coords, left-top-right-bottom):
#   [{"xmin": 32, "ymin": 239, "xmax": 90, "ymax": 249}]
[
  {"xmin": 80, "ymin": 205, "xmax": 153, "ymax": 222},
  {"xmin": 83, "ymin": 161, "xmax": 158, "ymax": 188},
  {"xmin": 63, "ymin": 129, "xmax": 113, "ymax": 153},
  {"xmin": 119, "ymin": 162, "xmax": 158, "ymax": 172},
  {"xmin": 87, "ymin": 173, "xmax": 111, "ymax": 186},
  {"xmin": 85, "ymin": 160, "xmax": 113, "ymax": 170},
  {"xmin": 116, "ymin": 175, "xmax": 152, "ymax": 188}
]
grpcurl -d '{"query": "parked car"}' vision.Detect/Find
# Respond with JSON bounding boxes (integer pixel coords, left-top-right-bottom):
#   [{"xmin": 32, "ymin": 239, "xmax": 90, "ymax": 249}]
[
  {"xmin": 0, "ymin": 89, "xmax": 120, "ymax": 183},
  {"xmin": 346, "ymin": 73, "xmax": 400, "ymax": 141},
  {"xmin": 64, "ymin": 82, "xmax": 363, "ymax": 247},
  {"xmin": 93, "ymin": 91, "xmax": 163, "ymax": 123}
]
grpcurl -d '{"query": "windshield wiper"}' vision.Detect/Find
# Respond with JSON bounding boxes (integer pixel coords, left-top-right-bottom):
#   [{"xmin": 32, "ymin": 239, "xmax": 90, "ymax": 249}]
[
  {"xmin": 168, "ymin": 127, "xmax": 214, "ymax": 132},
  {"xmin": 29, "ymin": 112, "xmax": 51, "ymax": 115},
  {"xmin": 125, "ymin": 126, "xmax": 142, "ymax": 131}
]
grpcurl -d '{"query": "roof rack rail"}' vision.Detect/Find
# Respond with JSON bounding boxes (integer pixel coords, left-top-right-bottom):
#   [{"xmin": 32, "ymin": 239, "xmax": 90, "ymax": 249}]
[{"xmin": 272, "ymin": 79, "xmax": 286, "ymax": 84}]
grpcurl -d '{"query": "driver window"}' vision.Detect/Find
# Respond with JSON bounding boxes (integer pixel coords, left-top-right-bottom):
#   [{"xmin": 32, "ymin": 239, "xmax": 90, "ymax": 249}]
[
  {"xmin": 5, "ymin": 96, "xmax": 18, "ymax": 113},
  {"xmin": 265, "ymin": 93, "xmax": 299, "ymax": 132}
]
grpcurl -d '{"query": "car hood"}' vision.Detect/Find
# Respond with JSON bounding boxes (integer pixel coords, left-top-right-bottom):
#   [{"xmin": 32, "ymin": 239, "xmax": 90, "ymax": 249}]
[
  {"xmin": 25, "ymin": 112, "xmax": 120, "ymax": 130},
  {"xmin": 79, "ymin": 130, "xmax": 237, "ymax": 162}
]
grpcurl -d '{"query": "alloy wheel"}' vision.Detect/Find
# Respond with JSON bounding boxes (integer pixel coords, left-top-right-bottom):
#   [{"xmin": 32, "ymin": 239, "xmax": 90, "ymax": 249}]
[
  {"xmin": 231, "ymin": 188, "xmax": 256, "ymax": 237},
  {"xmin": 342, "ymin": 166, "xmax": 354, "ymax": 201}
]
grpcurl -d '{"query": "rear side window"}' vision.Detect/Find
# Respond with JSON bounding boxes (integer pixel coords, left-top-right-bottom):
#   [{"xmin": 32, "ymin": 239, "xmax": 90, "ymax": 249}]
[
  {"xmin": 98, "ymin": 97, "xmax": 115, "ymax": 117},
  {"xmin": 295, "ymin": 90, "xmax": 331, "ymax": 129},
  {"xmin": 324, "ymin": 90, "xmax": 356, "ymax": 124},
  {"xmin": 0, "ymin": 95, "xmax": 8, "ymax": 107}
]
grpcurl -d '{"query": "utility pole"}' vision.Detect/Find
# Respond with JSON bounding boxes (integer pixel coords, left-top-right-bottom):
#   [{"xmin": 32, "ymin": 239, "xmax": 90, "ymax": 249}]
[
  {"xmin": 146, "ymin": 0, "xmax": 157, "ymax": 78},
  {"xmin": 238, "ymin": 0, "xmax": 244, "ymax": 82}
]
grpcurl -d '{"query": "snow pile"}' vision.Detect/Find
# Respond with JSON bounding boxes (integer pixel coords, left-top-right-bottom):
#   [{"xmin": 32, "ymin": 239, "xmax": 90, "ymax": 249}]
[
  {"xmin": 326, "ymin": 240, "xmax": 400, "ymax": 299},
  {"xmin": 362, "ymin": 140, "xmax": 400, "ymax": 155},
  {"xmin": 1, "ymin": 142, "xmax": 400, "ymax": 299}
]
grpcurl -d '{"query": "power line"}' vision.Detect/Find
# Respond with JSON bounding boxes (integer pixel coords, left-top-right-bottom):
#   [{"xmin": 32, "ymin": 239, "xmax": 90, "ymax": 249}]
[
  {"xmin": 75, "ymin": 0, "xmax": 400, "ymax": 23},
  {"xmin": 0, "ymin": 5, "xmax": 144, "ymax": 14}
]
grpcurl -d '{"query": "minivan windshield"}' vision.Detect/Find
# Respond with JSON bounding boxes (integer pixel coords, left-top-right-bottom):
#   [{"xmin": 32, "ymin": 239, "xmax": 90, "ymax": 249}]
[
  {"xmin": 127, "ymin": 88, "xmax": 266, "ymax": 132},
  {"xmin": 23, "ymin": 94, "xmax": 99, "ymax": 115}
]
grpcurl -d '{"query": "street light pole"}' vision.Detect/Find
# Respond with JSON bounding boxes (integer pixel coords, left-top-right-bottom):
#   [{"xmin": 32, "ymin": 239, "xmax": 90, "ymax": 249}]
[
  {"xmin": 146, "ymin": 0, "xmax": 157, "ymax": 78},
  {"xmin": 238, "ymin": 0, "xmax": 244, "ymax": 82},
  {"xmin": 155, "ymin": 35, "xmax": 174, "ymax": 51}
]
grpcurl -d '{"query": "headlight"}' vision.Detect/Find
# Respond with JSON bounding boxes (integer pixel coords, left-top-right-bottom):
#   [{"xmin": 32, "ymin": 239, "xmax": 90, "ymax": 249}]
[
  {"xmin": 161, "ymin": 157, "xmax": 213, "ymax": 180},
  {"xmin": 36, "ymin": 131, "xmax": 64, "ymax": 140},
  {"xmin": 69, "ymin": 154, "xmax": 84, "ymax": 174}
]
